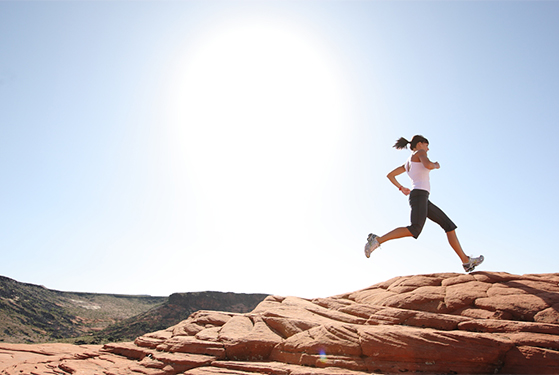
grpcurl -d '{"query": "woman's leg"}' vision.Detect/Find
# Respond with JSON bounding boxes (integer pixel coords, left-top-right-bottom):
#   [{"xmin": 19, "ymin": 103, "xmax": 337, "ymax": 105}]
[
  {"xmin": 407, "ymin": 190, "xmax": 429, "ymax": 239},
  {"xmin": 366, "ymin": 190, "xmax": 425, "ymax": 256},
  {"xmin": 378, "ymin": 190, "xmax": 427, "ymax": 244},
  {"xmin": 378, "ymin": 227, "xmax": 413, "ymax": 244},
  {"xmin": 425, "ymin": 200, "xmax": 468, "ymax": 262},
  {"xmin": 446, "ymin": 230, "xmax": 469, "ymax": 264}
]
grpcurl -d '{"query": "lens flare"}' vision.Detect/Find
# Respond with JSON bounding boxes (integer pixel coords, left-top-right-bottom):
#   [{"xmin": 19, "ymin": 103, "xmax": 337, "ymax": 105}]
[{"xmin": 319, "ymin": 349, "xmax": 327, "ymax": 363}]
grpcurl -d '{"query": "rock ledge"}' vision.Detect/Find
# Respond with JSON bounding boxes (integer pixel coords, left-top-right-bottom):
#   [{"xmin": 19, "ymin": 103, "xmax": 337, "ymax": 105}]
[{"xmin": 1, "ymin": 271, "xmax": 558, "ymax": 374}]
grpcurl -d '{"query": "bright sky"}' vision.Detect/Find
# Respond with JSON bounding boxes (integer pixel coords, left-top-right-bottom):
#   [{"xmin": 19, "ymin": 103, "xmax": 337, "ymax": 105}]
[{"xmin": 1, "ymin": 1, "xmax": 558, "ymax": 298}]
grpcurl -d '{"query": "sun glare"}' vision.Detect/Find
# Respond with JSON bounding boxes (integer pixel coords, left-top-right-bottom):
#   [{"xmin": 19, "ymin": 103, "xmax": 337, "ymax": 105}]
[{"xmin": 164, "ymin": 18, "xmax": 350, "ymax": 251}]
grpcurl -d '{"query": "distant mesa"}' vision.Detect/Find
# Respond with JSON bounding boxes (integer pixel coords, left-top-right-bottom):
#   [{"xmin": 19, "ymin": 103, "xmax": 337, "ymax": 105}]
[{"xmin": 1, "ymin": 271, "xmax": 559, "ymax": 374}]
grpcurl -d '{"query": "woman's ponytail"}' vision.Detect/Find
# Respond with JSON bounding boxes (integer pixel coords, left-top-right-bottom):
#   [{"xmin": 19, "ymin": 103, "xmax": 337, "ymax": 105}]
[
  {"xmin": 393, "ymin": 137, "xmax": 410, "ymax": 150},
  {"xmin": 393, "ymin": 135, "xmax": 429, "ymax": 150}
]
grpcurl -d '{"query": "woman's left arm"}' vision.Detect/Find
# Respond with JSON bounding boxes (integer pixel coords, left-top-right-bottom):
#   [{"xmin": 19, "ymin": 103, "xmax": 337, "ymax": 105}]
[{"xmin": 387, "ymin": 165, "xmax": 410, "ymax": 195}]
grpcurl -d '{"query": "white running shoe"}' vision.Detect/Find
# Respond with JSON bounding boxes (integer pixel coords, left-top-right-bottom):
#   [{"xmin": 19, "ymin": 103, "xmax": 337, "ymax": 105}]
[
  {"xmin": 364, "ymin": 233, "xmax": 380, "ymax": 258},
  {"xmin": 463, "ymin": 255, "xmax": 484, "ymax": 273}
]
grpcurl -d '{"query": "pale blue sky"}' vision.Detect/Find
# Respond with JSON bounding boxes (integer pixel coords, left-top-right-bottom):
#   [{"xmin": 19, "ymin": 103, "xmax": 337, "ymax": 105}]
[{"xmin": 1, "ymin": 1, "xmax": 558, "ymax": 298}]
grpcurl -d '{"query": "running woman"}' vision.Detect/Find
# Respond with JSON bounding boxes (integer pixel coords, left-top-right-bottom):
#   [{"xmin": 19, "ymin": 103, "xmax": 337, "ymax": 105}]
[{"xmin": 364, "ymin": 135, "xmax": 484, "ymax": 273}]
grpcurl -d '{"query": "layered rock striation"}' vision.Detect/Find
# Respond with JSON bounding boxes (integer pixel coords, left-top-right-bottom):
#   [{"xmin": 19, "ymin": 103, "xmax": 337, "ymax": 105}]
[{"xmin": 2, "ymin": 271, "xmax": 559, "ymax": 374}]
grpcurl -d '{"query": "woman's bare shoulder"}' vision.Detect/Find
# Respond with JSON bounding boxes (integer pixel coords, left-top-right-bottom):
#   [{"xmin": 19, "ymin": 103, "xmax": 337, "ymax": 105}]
[{"xmin": 411, "ymin": 150, "xmax": 426, "ymax": 162}]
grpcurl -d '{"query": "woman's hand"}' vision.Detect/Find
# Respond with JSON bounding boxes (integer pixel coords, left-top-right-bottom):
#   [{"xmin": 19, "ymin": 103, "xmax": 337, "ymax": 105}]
[{"xmin": 400, "ymin": 187, "xmax": 411, "ymax": 196}]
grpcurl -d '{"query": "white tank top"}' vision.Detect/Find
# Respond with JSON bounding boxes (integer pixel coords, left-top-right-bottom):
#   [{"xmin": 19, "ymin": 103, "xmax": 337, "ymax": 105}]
[{"xmin": 405, "ymin": 154, "xmax": 431, "ymax": 192}]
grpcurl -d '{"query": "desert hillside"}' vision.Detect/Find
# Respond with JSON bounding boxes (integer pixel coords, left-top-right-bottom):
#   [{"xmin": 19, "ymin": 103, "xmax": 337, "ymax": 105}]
[
  {"xmin": 1, "ymin": 271, "xmax": 558, "ymax": 374},
  {"xmin": 0, "ymin": 275, "xmax": 165, "ymax": 343},
  {"xmin": 0, "ymin": 276, "xmax": 267, "ymax": 344}
]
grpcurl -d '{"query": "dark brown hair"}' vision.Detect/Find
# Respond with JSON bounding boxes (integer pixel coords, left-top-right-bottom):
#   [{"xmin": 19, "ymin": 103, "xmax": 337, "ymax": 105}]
[{"xmin": 393, "ymin": 135, "xmax": 429, "ymax": 150}]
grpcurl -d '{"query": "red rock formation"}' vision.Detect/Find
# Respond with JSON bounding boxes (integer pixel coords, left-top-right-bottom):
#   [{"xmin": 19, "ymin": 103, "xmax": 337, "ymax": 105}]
[{"xmin": 1, "ymin": 271, "xmax": 558, "ymax": 374}]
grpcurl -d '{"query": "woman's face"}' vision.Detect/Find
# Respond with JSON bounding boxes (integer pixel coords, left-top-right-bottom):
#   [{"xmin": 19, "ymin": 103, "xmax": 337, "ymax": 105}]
[{"xmin": 415, "ymin": 142, "xmax": 429, "ymax": 152}]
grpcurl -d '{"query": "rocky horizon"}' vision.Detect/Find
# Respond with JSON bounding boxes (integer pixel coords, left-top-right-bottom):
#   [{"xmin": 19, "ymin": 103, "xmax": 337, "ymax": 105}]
[{"xmin": 1, "ymin": 271, "xmax": 558, "ymax": 374}]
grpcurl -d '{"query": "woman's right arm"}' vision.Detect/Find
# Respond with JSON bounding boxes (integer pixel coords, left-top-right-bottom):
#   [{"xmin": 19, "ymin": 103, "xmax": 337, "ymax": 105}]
[{"xmin": 417, "ymin": 150, "xmax": 440, "ymax": 170}]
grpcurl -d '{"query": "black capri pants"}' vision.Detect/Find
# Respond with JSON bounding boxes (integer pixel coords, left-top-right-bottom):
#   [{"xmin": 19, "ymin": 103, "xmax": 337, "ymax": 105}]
[{"xmin": 407, "ymin": 189, "xmax": 457, "ymax": 239}]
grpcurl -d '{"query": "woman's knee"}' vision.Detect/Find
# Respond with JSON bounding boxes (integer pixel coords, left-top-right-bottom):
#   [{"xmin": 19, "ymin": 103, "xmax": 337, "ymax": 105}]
[{"xmin": 407, "ymin": 224, "xmax": 423, "ymax": 239}]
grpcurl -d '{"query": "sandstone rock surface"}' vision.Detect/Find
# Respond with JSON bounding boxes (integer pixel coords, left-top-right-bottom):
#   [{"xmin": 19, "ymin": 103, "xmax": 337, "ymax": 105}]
[{"xmin": 1, "ymin": 271, "xmax": 558, "ymax": 374}]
